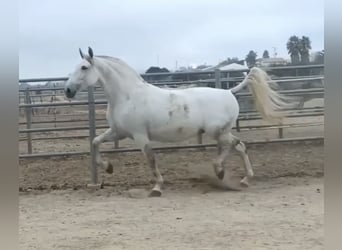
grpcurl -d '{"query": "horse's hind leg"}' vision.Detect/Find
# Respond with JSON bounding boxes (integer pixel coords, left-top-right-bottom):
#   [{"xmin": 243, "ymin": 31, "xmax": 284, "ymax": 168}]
[
  {"xmin": 228, "ymin": 133, "xmax": 254, "ymax": 186},
  {"xmin": 213, "ymin": 133, "xmax": 233, "ymax": 180},
  {"xmin": 92, "ymin": 128, "xmax": 117, "ymax": 174}
]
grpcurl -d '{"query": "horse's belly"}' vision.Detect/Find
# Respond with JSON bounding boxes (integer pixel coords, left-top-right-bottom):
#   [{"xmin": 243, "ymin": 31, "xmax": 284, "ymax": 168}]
[{"xmin": 149, "ymin": 125, "xmax": 199, "ymax": 142}]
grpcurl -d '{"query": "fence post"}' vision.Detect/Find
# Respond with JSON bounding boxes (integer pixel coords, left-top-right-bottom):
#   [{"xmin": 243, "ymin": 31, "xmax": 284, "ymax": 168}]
[
  {"xmin": 114, "ymin": 139, "xmax": 119, "ymax": 149},
  {"xmin": 215, "ymin": 69, "xmax": 222, "ymax": 89},
  {"xmin": 235, "ymin": 95, "xmax": 241, "ymax": 132},
  {"xmin": 278, "ymin": 122, "xmax": 284, "ymax": 138},
  {"xmin": 197, "ymin": 132, "xmax": 203, "ymax": 144},
  {"xmin": 236, "ymin": 119, "xmax": 240, "ymax": 132},
  {"xmin": 87, "ymin": 86, "xmax": 98, "ymax": 185},
  {"xmin": 226, "ymin": 72, "xmax": 230, "ymax": 89},
  {"xmin": 24, "ymin": 88, "xmax": 32, "ymax": 154}
]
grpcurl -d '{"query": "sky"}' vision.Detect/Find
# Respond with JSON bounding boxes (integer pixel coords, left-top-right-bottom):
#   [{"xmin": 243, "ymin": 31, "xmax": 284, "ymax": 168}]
[{"xmin": 19, "ymin": 0, "xmax": 324, "ymax": 79}]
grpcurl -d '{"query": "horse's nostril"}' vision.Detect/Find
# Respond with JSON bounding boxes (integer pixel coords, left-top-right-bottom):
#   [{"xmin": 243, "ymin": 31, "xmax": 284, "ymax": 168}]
[{"xmin": 66, "ymin": 88, "xmax": 71, "ymax": 93}]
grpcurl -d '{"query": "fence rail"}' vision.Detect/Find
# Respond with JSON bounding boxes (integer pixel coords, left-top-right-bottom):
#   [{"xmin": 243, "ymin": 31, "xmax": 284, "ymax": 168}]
[
  {"xmin": 18, "ymin": 109, "xmax": 324, "ymax": 134},
  {"xmin": 18, "ymin": 88, "xmax": 324, "ymax": 108},
  {"xmin": 19, "ymin": 136, "xmax": 324, "ymax": 159},
  {"xmin": 18, "ymin": 106, "xmax": 325, "ymax": 127}
]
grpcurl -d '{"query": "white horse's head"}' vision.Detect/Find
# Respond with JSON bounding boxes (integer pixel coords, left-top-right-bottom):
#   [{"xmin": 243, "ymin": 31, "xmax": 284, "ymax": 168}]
[{"xmin": 64, "ymin": 47, "xmax": 99, "ymax": 98}]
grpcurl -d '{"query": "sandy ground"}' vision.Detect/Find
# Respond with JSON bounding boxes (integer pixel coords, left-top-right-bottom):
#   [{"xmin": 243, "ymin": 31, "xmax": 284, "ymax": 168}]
[
  {"xmin": 20, "ymin": 177, "xmax": 323, "ymax": 250},
  {"xmin": 19, "ymin": 140, "xmax": 324, "ymax": 250}
]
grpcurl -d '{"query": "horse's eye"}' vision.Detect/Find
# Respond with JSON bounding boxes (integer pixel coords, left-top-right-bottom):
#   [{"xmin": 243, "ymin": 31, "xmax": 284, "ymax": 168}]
[{"xmin": 81, "ymin": 66, "xmax": 88, "ymax": 70}]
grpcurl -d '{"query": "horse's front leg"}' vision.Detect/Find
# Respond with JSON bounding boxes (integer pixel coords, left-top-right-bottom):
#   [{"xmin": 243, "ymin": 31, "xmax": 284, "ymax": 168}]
[
  {"xmin": 134, "ymin": 135, "xmax": 164, "ymax": 197},
  {"xmin": 92, "ymin": 128, "xmax": 117, "ymax": 174}
]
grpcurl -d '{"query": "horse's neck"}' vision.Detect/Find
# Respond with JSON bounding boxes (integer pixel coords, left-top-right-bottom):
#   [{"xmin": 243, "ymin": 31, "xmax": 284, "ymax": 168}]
[{"xmin": 95, "ymin": 58, "xmax": 145, "ymax": 105}]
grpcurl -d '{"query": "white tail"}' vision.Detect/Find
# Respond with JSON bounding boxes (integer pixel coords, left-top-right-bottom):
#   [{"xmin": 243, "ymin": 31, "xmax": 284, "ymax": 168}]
[{"xmin": 231, "ymin": 67, "xmax": 298, "ymax": 122}]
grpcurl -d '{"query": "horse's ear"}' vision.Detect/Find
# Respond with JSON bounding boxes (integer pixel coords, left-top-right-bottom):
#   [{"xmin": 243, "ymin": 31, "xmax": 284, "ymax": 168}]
[
  {"xmin": 79, "ymin": 48, "xmax": 84, "ymax": 59},
  {"xmin": 88, "ymin": 47, "xmax": 94, "ymax": 58}
]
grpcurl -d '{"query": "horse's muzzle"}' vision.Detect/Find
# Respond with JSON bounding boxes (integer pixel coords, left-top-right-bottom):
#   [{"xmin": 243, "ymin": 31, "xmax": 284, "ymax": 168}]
[{"xmin": 65, "ymin": 87, "xmax": 76, "ymax": 99}]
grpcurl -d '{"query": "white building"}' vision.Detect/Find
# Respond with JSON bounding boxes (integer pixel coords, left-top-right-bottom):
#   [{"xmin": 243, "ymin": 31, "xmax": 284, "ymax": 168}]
[{"xmin": 256, "ymin": 57, "xmax": 288, "ymax": 67}]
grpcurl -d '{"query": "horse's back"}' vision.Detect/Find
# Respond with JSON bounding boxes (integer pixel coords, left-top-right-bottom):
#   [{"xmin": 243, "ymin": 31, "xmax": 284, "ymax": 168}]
[
  {"xmin": 145, "ymin": 86, "xmax": 240, "ymax": 124},
  {"xmin": 179, "ymin": 87, "xmax": 239, "ymax": 117},
  {"xmin": 155, "ymin": 87, "xmax": 240, "ymax": 132}
]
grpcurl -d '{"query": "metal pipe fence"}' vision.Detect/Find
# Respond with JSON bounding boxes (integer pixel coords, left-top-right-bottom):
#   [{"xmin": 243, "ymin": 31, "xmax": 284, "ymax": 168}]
[{"xmin": 19, "ymin": 64, "xmax": 325, "ymax": 185}]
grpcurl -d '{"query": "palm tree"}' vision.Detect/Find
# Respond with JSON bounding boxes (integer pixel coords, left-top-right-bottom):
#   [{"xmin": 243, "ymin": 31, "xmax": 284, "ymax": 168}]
[
  {"xmin": 299, "ymin": 36, "xmax": 312, "ymax": 64},
  {"xmin": 262, "ymin": 50, "xmax": 270, "ymax": 58},
  {"xmin": 245, "ymin": 50, "xmax": 257, "ymax": 67},
  {"xmin": 287, "ymin": 35, "xmax": 301, "ymax": 64},
  {"xmin": 313, "ymin": 49, "xmax": 324, "ymax": 64}
]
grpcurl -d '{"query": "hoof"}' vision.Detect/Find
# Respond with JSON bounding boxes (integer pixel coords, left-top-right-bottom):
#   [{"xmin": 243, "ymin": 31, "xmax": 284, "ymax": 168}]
[
  {"xmin": 149, "ymin": 190, "xmax": 162, "ymax": 197},
  {"xmin": 106, "ymin": 162, "xmax": 113, "ymax": 174},
  {"xmin": 216, "ymin": 170, "xmax": 225, "ymax": 180},
  {"xmin": 240, "ymin": 177, "xmax": 249, "ymax": 187}
]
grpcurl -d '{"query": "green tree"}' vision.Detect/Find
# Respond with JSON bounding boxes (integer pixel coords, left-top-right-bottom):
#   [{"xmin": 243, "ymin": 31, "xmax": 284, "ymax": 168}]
[
  {"xmin": 287, "ymin": 35, "xmax": 301, "ymax": 64},
  {"xmin": 262, "ymin": 50, "xmax": 270, "ymax": 58},
  {"xmin": 145, "ymin": 66, "xmax": 169, "ymax": 73},
  {"xmin": 227, "ymin": 57, "xmax": 244, "ymax": 65},
  {"xmin": 245, "ymin": 50, "xmax": 257, "ymax": 67},
  {"xmin": 227, "ymin": 57, "xmax": 238, "ymax": 63},
  {"xmin": 298, "ymin": 36, "xmax": 312, "ymax": 64}
]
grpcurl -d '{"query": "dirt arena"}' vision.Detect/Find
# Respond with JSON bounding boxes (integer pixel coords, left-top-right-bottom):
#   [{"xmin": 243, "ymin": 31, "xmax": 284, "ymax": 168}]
[
  {"xmin": 19, "ymin": 99, "xmax": 324, "ymax": 249},
  {"xmin": 19, "ymin": 140, "xmax": 324, "ymax": 249}
]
